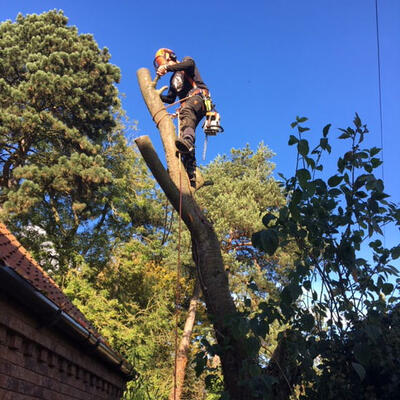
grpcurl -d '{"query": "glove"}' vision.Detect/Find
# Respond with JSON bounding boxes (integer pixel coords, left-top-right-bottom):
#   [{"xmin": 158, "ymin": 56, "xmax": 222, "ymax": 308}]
[{"xmin": 157, "ymin": 64, "xmax": 168, "ymax": 76}]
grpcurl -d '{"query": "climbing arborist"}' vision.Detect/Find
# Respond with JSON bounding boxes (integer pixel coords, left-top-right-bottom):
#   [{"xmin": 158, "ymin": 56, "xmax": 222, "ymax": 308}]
[{"xmin": 153, "ymin": 48, "xmax": 209, "ymax": 187}]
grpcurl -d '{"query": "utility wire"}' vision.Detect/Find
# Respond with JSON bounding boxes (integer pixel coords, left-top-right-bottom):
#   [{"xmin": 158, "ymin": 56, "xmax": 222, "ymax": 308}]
[
  {"xmin": 375, "ymin": 0, "xmax": 384, "ymax": 181},
  {"xmin": 374, "ymin": 0, "xmax": 387, "ymax": 246}
]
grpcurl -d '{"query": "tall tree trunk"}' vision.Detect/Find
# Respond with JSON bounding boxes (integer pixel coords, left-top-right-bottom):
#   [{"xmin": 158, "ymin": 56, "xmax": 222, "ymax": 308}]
[
  {"xmin": 169, "ymin": 278, "xmax": 201, "ymax": 400},
  {"xmin": 136, "ymin": 68, "xmax": 259, "ymax": 399}
]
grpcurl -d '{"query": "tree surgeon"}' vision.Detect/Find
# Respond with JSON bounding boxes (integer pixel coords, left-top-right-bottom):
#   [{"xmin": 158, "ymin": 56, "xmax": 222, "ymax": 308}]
[{"xmin": 153, "ymin": 48, "xmax": 210, "ymax": 188}]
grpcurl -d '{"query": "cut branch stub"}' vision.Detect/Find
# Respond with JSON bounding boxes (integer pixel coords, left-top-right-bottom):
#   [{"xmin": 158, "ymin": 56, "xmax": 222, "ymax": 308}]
[{"xmin": 135, "ymin": 135, "xmax": 197, "ymax": 229}]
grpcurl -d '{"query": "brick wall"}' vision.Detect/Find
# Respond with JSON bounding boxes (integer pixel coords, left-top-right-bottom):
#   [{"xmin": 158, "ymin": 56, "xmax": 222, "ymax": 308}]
[{"xmin": 0, "ymin": 291, "xmax": 128, "ymax": 400}]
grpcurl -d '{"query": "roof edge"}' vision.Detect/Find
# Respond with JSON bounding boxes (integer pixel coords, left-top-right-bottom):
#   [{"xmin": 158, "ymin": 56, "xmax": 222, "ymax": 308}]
[{"xmin": 0, "ymin": 263, "xmax": 136, "ymax": 380}]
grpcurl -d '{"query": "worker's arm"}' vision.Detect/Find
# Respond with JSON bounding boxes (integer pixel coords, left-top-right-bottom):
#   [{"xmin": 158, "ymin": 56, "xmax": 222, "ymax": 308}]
[
  {"xmin": 160, "ymin": 85, "xmax": 176, "ymax": 104},
  {"xmin": 166, "ymin": 57, "xmax": 195, "ymax": 73}
]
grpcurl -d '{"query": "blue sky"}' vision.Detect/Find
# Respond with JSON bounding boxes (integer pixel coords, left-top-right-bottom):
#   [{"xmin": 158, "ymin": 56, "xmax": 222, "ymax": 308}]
[{"xmin": 1, "ymin": 0, "xmax": 399, "ymax": 253}]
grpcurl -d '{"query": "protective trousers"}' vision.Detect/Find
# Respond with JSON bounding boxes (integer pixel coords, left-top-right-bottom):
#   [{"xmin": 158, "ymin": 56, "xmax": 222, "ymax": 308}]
[{"xmin": 179, "ymin": 95, "xmax": 205, "ymax": 187}]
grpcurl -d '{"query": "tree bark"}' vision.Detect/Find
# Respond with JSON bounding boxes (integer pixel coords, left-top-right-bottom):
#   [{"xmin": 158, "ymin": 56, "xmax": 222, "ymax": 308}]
[
  {"xmin": 136, "ymin": 68, "xmax": 258, "ymax": 399},
  {"xmin": 169, "ymin": 279, "xmax": 201, "ymax": 400}
]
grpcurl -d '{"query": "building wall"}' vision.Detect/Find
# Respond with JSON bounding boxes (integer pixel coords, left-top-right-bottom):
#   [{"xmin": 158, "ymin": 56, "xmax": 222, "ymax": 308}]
[{"xmin": 0, "ymin": 291, "xmax": 128, "ymax": 400}]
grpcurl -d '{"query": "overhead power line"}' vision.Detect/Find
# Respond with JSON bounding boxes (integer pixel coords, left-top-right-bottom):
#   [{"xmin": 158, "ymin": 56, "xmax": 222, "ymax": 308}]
[{"xmin": 375, "ymin": 0, "xmax": 384, "ymax": 181}]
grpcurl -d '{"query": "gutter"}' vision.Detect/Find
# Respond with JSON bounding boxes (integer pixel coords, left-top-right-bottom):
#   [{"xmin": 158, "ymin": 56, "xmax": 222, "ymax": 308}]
[{"xmin": 0, "ymin": 263, "xmax": 136, "ymax": 380}]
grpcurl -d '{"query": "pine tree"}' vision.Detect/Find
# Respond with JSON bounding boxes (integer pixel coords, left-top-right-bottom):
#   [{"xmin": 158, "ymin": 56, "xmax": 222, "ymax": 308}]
[{"xmin": 0, "ymin": 11, "xmax": 158, "ymax": 273}]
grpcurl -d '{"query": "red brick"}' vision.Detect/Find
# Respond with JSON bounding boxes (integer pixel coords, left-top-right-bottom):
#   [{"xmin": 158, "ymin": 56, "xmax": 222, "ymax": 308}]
[
  {"xmin": 0, "ymin": 389, "xmax": 34, "ymax": 400},
  {"xmin": 47, "ymin": 351, "xmax": 55, "ymax": 368},
  {"xmin": 0, "ymin": 224, "xmax": 129, "ymax": 400},
  {"xmin": 0, "ymin": 326, "xmax": 6, "ymax": 345},
  {"xmin": 58, "ymin": 356, "xmax": 66, "ymax": 373},
  {"xmin": 22, "ymin": 340, "xmax": 33, "ymax": 357},
  {"xmin": 1, "ymin": 346, "xmax": 24, "ymax": 367},
  {"xmin": 38, "ymin": 346, "xmax": 47, "ymax": 363},
  {"xmin": 66, "ymin": 362, "xmax": 74, "ymax": 376},
  {"xmin": 6, "ymin": 331, "xmax": 21, "ymax": 351}
]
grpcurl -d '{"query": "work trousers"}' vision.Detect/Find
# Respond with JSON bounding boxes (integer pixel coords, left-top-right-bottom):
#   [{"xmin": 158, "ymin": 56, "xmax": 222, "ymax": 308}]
[{"xmin": 179, "ymin": 95, "xmax": 205, "ymax": 186}]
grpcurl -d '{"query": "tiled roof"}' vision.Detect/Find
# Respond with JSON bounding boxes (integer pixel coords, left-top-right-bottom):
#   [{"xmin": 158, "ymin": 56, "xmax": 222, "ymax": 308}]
[{"xmin": 0, "ymin": 222, "xmax": 98, "ymax": 336}]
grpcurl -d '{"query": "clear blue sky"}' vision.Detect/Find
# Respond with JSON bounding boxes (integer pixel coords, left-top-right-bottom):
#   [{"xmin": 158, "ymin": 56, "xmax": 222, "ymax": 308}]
[{"xmin": 1, "ymin": 0, "xmax": 399, "ymax": 253}]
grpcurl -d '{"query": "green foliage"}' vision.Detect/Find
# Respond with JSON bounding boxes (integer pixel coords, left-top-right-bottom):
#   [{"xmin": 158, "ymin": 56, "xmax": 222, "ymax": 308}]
[
  {"xmin": 187, "ymin": 145, "xmax": 295, "ymax": 394},
  {"xmin": 305, "ymin": 305, "xmax": 400, "ymax": 400},
  {"xmin": 252, "ymin": 114, "xmax": 400, "ymax": 398},
  {"xmin": 197, "ymin": 144, "xmax": 293, "ymax": 296},
  {"xmin": 64, "ymin": 240, "xmax": 177, "ymax": 400},
  {"xmin": 0, "ymin": 10, "xmax": 159, "ymax": 274}
]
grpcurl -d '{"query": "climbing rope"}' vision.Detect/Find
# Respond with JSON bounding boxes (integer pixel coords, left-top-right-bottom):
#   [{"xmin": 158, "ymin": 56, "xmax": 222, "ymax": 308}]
[
  {"xmin": 152, "ymin": 94, "xmax": 195, "ymax": 128},
  {"xmin": 173, "ymin": 111, "xmax": 184, "ymax": 400}
]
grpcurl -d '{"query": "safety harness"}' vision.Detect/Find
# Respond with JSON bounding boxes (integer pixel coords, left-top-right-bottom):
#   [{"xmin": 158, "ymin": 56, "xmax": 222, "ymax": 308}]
[{"xmin": 184, "ymin": 72, "xmax": 224, "ymax": 160}]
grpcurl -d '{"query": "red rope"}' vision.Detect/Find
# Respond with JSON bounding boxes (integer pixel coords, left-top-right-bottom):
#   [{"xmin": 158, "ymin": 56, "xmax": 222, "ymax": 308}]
[{"xmin": 173, "ymin": 112, "xmax": 183, "ymax": 400}]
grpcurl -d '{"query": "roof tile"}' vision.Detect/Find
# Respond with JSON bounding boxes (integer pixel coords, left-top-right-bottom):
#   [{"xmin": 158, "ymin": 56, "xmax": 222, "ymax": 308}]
[{"xmin": 0, "ymin": 223, "xmax": 99, "ymax": 338}]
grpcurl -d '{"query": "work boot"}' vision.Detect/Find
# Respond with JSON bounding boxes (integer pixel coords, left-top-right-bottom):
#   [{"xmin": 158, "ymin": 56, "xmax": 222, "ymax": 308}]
[
  {"xmin": 175, "ymin": 137, "xmax": 194, "ymax": 154},
  {"xmin": 182, "ymin": 152, "xmax": 196, "ymax": 188}
]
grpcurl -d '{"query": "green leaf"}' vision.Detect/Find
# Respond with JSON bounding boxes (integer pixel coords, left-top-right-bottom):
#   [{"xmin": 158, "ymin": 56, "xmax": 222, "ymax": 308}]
[
  {"xmin": 338, "ymin": 132, "xmax": 351, "ymax": 139},
  {"xmin": 296, "ymin": 116, "xmax": 308, "ymax": 123},
  {"xmin": 296, "ymin": 168, "xmax": 311, "ymax": 188},
  {"xmin": 371, "ymin": 157, "xmax": 383, "ymax": 169},
  {"xmin": 352, "ymin": 362, "xmax": 366, "ymax": 381},
  {"xmin": 252, "ymin": 229, "xmax": 279, "ymax": 255},
  {"xmin": 328, "ymin": 188, "xmax": 341, "ymax": 197},
  {"xmin": 279, "ymin": 206, "xmax": 289, "ymax": 221},
  {"xmin": 391, "ymin": 245, "xmax": 400, "ymax": 259},
  {"xmin": 288, "ymin": 135, "xmax": 299, "ymax": 145},
  {"xmin": 381, "ymin": 283, "xmax": 394, "ymax": 295},
  {"xmin": 364, "ymin": 325, "xmax": 380, "ymax": 342},
  {"xmin": 252, "ymin": 231, "xmax": 264, "ymax": 251},
  {"xmin": 354, "ymin": 113, "xmax": 362, "ymax": 128},
  {"xmin": 298, "ymin": 139, "xmax": 309, "ymax": 156},
  {"xmin": 305, "ymin": 156, "xmax": 316, "ymax": 169},
  {"xmin": 244, "ymin": 298, "xmax": 252, "ymax": 307},
  {"xmin": 320, "ymin": 138, "xmax": 329, "ymax": 149},
  {"xmin": 260, "ymin": 229, "xmax": 279, "ymax": 256},
  {"xmin": 298, "ymin": 126, "xmax": 310, "ymax": 133},
  {"xmin": 337, "ymin": 157, "xmax": 345, "ymax": 172},
  {"xmin": 250, "ymin": 318, "xmax": 269, "ymax": 338},
  {"xmin": 328, "ymin": 175, "xmax": 343, "ymax": 187},
  {"xmin": 194, "ymin": 351, "xmax": 208, "ymax": 377},
  {"xmin": 370, "ymin": 147, "xmax": 381, "ymax": 157},
  {"xmin": 262, "ymin": 213, "xmax": 276, "ymax": 227},
  {"xmin": 354, "ymin": 343, "xmax": 371, "ymax": 365},
  {"xmin": 303, "ymin": 280, "xmax": 311, "ymax": 291},
  {"xmin": 300, "ymin": 313, "xmax": 315, "ymax": 331},
  {"xmin": 322, "ymin": 124, "xmax": 331, "ymax": 137},
  {"xmin": 288, "ymin": 283, "xmax": 302, "ymax": 302},
  {"xmin": 355, "ymin": 190, "xmax": 368, "ymax": 198},
  {"xmin": 293, "ymin": 188, "xmax": 303, "ymax": 203}
]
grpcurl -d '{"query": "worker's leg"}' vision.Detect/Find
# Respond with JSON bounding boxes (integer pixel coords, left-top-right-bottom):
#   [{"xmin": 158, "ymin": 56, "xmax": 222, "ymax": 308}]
[
  {"xmin": 176, "ymin": 95, "xmax": 205, "ymax": 188},
  {"xmin": 181, "ymin": 151, "xmax": 196, "ymax": 188},
  {"xmin": 176, "ymin": 95, "xmax": 204, "ymax": 153}
]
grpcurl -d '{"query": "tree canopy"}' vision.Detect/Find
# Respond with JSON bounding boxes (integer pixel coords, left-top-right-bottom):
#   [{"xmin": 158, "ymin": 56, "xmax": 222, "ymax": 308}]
[{"xmin": 0, "ymin": 10, "xmax": 159, "ymax": 273}]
